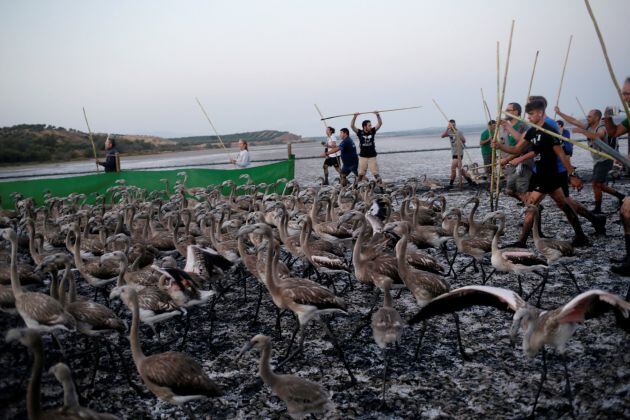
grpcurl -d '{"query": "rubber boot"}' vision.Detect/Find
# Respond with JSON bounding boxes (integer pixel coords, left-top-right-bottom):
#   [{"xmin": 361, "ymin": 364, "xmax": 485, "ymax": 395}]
[
  {"xmin": 562, "ymin": 204, "xmax": 590, "ymax": 247},
  {"xmin": 611, "ymin": 234, "xmax": 630, "ymax": 276}
]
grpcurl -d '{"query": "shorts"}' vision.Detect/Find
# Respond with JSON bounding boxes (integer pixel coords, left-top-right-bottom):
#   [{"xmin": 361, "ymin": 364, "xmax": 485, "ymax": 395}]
[
  {"xmin": 358, "ymin": 156, "xmax": 379, "ymax": 176},
  {"xmin": 341, "ymin": 164, "xmax": 358, "ymax": 176},
  {"xmin": 452, "ymin": 155, "xmax": 462, "ymax": 160},
  {"xmin": 505, "ymin": 164, "xmax": 532, "ymax": 194},
  {"xmin": 592, "ymin": 160, "xmax": 613, "ymax": 182},
  {"xmin": 323, "ymin": 156, "xmax": 340, "ymax": 168},
  {"xmin": 482, "ymin": 153, "xmax": 492, "ymax": 167},
  {"xmin": 529, "ymin": 172, "xmax": 563, "ymax": 195}
]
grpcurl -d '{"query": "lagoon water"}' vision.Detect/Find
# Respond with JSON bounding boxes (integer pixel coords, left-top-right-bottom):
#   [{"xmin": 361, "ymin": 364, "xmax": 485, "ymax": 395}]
[{"xmin": 0, "ymin": 131, "xmax": 612, "ymax": 184}]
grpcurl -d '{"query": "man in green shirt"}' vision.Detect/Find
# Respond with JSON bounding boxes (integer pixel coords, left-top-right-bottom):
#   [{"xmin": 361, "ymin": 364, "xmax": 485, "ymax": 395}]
[
  {"xmin": 498, "ymin": 102, "xmax": 532, "ymax": 202},
  {"xmin": 479, "ymin": 120, "xmax": 496, "ymax": 178}
]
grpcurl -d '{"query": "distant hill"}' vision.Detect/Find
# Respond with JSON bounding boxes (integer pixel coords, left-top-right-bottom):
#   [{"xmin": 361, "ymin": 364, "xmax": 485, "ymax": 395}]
[{"xmin": 0, "ymin": 124, "xmax": 302, "ymax": 165}]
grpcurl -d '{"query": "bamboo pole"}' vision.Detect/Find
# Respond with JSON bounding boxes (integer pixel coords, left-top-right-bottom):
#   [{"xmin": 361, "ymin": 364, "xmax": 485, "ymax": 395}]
[
  {"xmin": 494, "ymin": 20, "xmax": 515, "ymax": 210},
  {"xmin": 503, "ymin": 110, "xmax": 615, "ymax": 160},
  {"xmin": 82, "ymin": 107, "xmax": 100, "ymax": 173},
  {"xmin": 576, "ymin": 97, "xmax": 588, "ymax": 120},
  {"xmin": 320, "ymin": 106, "xmax": 422, "ymax": 121},
  {"xmin": 553, "ymin": 35, "xmax": 573, "ymax": 119},
  {"xmin": 525, "ymin": 50, "xmax": 540, "ymax": 105},
  {"xmin": 489, "ymin": 42, "xmax": 499, "ymax": 209},
  {"xmin": 432, "ymin": 99, "xmax": 463, "ymax": 191},
  {"xmin": 481, "ymin": 88, "xmax": 493, "ymax": 121},
  {"xmin": 584, "ymin": 0, "xmax": 630, "ymax": 129},
  {"xmin": 195, "ymin": 97, "xmax": 233, "ymax": 161}
]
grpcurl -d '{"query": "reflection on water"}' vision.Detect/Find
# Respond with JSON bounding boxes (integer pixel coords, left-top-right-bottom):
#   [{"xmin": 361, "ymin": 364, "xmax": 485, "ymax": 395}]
[{"xmin": 0, "ymin": 132, "xmax": 607, "ymax": 184}]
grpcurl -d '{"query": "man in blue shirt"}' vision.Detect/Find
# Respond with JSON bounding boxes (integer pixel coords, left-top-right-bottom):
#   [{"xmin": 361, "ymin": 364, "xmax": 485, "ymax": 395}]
[{"xmin": 325, "ymin": 128, "xmax": 358, "ymax": 187}]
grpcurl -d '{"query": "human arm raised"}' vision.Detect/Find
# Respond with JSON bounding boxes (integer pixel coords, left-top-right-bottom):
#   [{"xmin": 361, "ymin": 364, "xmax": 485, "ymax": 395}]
[
  {"xmin": 350, "ymin": 113, "xmax": 359, "ymax": 134},
  {"xmin": 554, "ymin": 107, "xmax": 586, "ymax": 130}
]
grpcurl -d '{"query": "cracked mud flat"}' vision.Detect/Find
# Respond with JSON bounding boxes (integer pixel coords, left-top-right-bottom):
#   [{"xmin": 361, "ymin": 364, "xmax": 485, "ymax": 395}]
[{"xmin": 1, "ymin": 164, "xmax": 629, "ymax": 419}]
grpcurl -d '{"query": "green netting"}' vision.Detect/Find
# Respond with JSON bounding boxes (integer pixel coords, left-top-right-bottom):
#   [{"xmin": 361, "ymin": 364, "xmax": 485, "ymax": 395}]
[{"xmin": 0, "ymin": 157, "xmax": 294, "ymax": 208}]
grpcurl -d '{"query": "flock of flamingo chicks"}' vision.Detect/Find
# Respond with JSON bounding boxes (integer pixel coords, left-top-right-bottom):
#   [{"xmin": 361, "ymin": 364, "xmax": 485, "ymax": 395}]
[{"xmin": 0, "ymin": 173, "xmax": 629, "ymax": 419}]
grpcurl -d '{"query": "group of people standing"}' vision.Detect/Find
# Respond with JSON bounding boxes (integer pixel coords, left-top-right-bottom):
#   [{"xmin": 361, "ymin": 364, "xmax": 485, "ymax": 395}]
[{"xmin": 319, "ymin": 112, "xmax": 383, "ymax": 186}]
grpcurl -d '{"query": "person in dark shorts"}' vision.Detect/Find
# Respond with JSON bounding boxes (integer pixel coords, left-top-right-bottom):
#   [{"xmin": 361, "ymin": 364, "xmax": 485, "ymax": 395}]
[
  {"xmin": 351, "ymin": 112, "xmax": 382, "ymax": 183},
  {"xmin": 319, "ymin": 126, "xmax": 341, "ymax": 185},
  {"xmin": 326, "ymin": 128, "xmax": 358, "ymax": 187},
  {"xmin": 494, "ymin": 99, "xmax": 590, "ymax": 247},
  {"xmin": 556, "ymin": 106, "xmax": 625, "ymax": 213},
  {"xmin": 479, "ymin": 120, "xmax": 496, "ymax": 178},
  {"xmin": 440, "ymin": 119, "xmax": 476, "ymax": 189},
  {"xmin": 97, "ymin": 135, "xmax": 119, "ymax": 172}
]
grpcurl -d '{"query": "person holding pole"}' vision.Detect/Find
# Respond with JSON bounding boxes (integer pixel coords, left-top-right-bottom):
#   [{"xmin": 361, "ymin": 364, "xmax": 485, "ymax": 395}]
[
  {"xmin": 97, "ymin": 136, "xmax": 119, "ymax": 173},
  {"xmin": 319, "ymin": 127, "xmax": 341, "ymax": 185},
  {"xmin": 441, "ymin": 120, "xmax": 476, "ymax": 189},
  {"xmin": 479, "ymin": 120, "xmax": 496, "ymax": 179},
  {"xmin": 229, "ymin": 139, "xmax": 251, "ymax": 168},
  {"xmin": 351, "ymin": 112, "xmax": 382, "ymax": 183},
  {"xmin": 499, "ymin": 102, "xmax": 532, "ymax": 202},
  {"xmin": 556, "ymin": 106, "xmax": 625, "ymax": 213},
  {"xmin": 603, "ymin": 77, "xmax": 630, "ymax": 145},
  {"xmin": 325, "ymin": 128, "xmax": 359, "ymax": 187},
  {"xmin": 493, "ymin": 99, "xmax": 590, "ymax": 248}
]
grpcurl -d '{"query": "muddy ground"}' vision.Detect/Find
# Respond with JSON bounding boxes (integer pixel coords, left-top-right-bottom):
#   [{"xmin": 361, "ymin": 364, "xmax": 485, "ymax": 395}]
[{"xmin": 1, "ymin": 176, "xmax": 629, "ymax": 419}]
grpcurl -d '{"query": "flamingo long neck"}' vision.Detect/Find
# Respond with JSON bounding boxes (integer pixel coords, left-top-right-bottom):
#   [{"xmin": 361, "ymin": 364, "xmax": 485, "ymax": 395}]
[
  {"xmin": 65, "ymin": 262, "xmax": 75, "ymax": 305},
  {"xmin": 531, "ymin": 209, "xmax": 541, "ymax": 241},
  {"xmin": 9, "ymin": 234, "xmax": 22, "ymax": 297},
  {"xmin": 72, "ymin": 230, "xmax": 85, "ymax": 272},
  {"xmin": 383, "ymin": 284, "xmax": 393, "ymax": 308},
  {"xmin": 60, "ymin": 374, "xmax": 80, "ymax": 408},
  {"xmin": 114, "ymin": 212, "xmax": 124, "ymax": 235},
  {"xmin": 27, "ymin": 339, "xmax": 44, "ymax": 419},
  {"xmin": 237, "ymin": 236, "xmax": 248, "ymax": 261},
  {"xmin": 265, "ymin": 235, "xmax": 279, "ymax": 296},
  {"xmin": 27, "ymin": 222, "xmax": 41, "ymax": 264},
  {"xmin": 452, "ymin": 213, "xmax": 462, "ymax": 245},
  {"xmin": 395, "ymin": 234, "xmax": 411, "ymax": 279},
  {"xmin": 469, "ymin": 200, "xmax": 479, "ymax": 228},
  {"xmin": 352, "ymin": 218, "xmax": 366, "ymax": 266},
  {"xmin": 491, "ymin": 220, "xmax": 502, "ymax": 254},
  {"xmin": 129, "ymin": 294, "xmax": 146, "ymax": 365},
  {"xmin": 258, "ymin": 341, "xmax": 277, "ymax": 386},
  {"xmin": 299, "ymin": 218, "xmax": 313, "ymax": 255}
]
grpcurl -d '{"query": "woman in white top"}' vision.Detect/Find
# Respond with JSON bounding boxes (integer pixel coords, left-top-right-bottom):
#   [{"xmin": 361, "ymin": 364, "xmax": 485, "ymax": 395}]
[{"xmin": 230, "ymin": 139, "xmax": 251, "ymax": 168}]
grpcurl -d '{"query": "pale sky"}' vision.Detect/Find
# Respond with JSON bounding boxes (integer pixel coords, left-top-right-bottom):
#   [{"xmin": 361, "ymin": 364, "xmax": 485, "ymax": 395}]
[{"xmin": 1, "ymin": 0, "xmax": 628, "ymax": 138}]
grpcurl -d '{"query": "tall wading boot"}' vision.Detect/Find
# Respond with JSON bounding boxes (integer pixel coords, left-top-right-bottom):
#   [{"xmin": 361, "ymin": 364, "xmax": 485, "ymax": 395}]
[
  {"xmin": 575, "ymin": 205, "xmax": 606, "ymax": 234},
  {"xmin": 592, "ymin": 199, "xmax": 602, "ymax": 214},
  {"xmin": 447, "ymin": 179, "xmax": 455, "ymax": 191},
  {"xmin": 610, "ymin": 234, "xmax": 630, "ymax": 276},
  {"xmin": 562, "ymin": 204, "xmax": 590, "ymax": 247}
]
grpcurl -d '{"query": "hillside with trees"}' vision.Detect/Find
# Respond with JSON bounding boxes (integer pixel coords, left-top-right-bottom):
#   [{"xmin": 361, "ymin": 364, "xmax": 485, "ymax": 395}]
[{"xmin": 0, "ymin": 124, "xmax": 302, "ymax": 165}]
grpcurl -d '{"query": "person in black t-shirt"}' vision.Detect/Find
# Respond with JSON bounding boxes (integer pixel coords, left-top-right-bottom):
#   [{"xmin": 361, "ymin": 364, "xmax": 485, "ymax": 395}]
[
  {"xmin": 351, "ymin": 112, "xmax": 382, "ymax": 183},
  {"xmin": 493, "ymin": 99, "xmax": 589, "ymax": 247}
]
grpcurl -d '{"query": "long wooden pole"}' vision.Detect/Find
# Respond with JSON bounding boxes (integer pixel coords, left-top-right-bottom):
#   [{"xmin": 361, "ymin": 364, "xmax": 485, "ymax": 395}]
[
  {"xmin": 432, "ymin": 99, "xmax": 462, "ymax": 191},
  {"xmin": 584, "ymin": 0, "xmax": 630, "ymax": 129},
  {"xmin": 494, "ymin": 20, "xmax": 515, "ymax": 210},
  {"xmin": 320, "ymin": 106, "xmax": 422, "ymax": 121},
  {"xmin": 576, "ymin": 97, "xmax": 588, "ymax": 120},
  {"xmin": 489, "ymin": 42, "xmax": 499, "ymax": 209},
  {"xmin": 481, "ymin": 88, "xmax": 493, "ymax": 121},
  {"xmin": 195, "ymin": 97, "xmax": 233, "ymax": 160},
  {"xmin": 525, "ymin": 50, "xmax": 540, "ymax": 104},
  {"xmin": 314, "ymin": 104, "xmax": 334, "ymax": 159},
  {"xmin": 82, "ymin": 107, "xmax": 100, "ymax": 173},
  {"xmin": 553, "ymin": 35, "xmax": 573, "ymax": 119},
  {"xmin": 503, "ymin": 111, "xmax": 614, "ymax": 160}
]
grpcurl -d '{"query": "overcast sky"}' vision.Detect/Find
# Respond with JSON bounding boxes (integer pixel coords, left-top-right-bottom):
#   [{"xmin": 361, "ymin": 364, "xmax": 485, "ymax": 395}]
[{"xmin": 1, "ymin": 0, "xmax": 628, "ymax": 138}]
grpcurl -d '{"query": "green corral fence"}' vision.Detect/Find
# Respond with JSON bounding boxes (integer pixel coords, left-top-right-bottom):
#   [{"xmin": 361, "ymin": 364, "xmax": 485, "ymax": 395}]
[{"xmin": 0, "ymin": 156, "xmax": 294, "ymax": 208}]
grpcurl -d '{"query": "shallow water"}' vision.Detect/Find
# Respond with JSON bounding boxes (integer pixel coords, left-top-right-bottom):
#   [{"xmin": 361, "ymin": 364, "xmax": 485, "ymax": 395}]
[{"xmin": 0, "ymin": 132, "xmax": 616, "ymax": 183}]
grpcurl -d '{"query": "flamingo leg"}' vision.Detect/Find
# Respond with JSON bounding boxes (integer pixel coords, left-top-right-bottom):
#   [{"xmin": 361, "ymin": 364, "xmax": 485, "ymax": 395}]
[
  {"xmin": 483, "ymin": 268, "xmax": 496, "ymax": 285},
  {"xmin": 561, "ymin": 263, "xmax": 581, "ymax": 294},
  {"xmin": 530, "ymin": 348, "xmax": 547, "ymax": 417},
  {"xmin": 178, "ymin": 310, "xmax": 192, "ymax": 351},
  {"xmin": 351, "ymin": 288, "xmax": 381, "ymax": 338},
  {"xmin": 561, "ymin": 354, "xmax": 575, "ymax": 419},
  {"xmin": 319, "ymin": 319, "xmax": 356, "ymax": 384},
  {"xmin": 283, "ymin": 313, "xmax": 301, "ymax": 358},
  {"xmin": 453, "ymin": 313, "xmax": 469, "ymax": 361},
  {"xmin": 380, "ymin": 347, "xmax": 389, "ymax": 403},
  {"xmin": 278, "ymin": 325, "xmax": 306, "ymax": 368},
  {"xmin": 414, "ymin": 321, "xmax": 428, "ymax": 361},
  {"xmin": 251, "ymin": 283, "xmax": 264, "ymax": 325}
]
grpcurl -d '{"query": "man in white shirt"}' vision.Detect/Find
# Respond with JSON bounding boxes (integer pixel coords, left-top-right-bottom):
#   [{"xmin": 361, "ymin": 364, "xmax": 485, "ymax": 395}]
[
  {"xmin": 320, "ymin": 127, "xmax": 341, "ymax": 185},
  {"xmin": 230, "ymin": 139, "xmax": 251, "ymax": 168}
]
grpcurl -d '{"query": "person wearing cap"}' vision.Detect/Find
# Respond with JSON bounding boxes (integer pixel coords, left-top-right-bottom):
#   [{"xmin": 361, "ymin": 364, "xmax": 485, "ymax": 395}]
[{"xmin": 479, "ymin": 120, "xmax": 496, "ymax": 178}]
